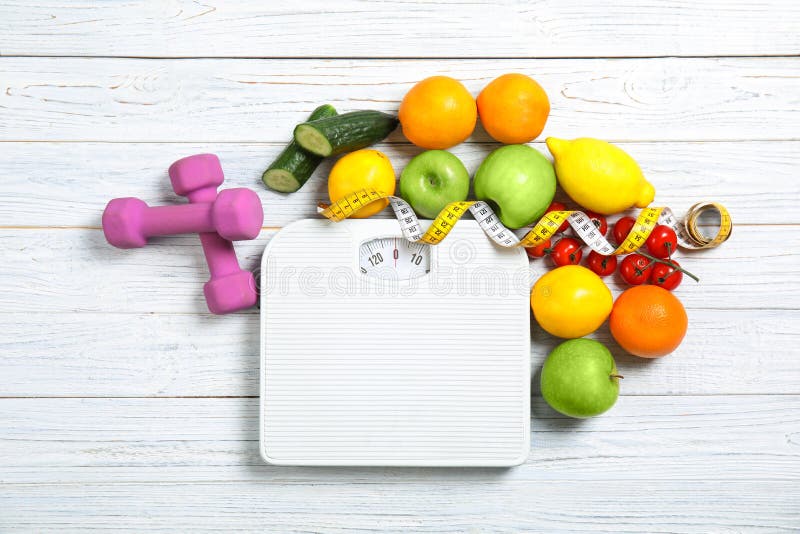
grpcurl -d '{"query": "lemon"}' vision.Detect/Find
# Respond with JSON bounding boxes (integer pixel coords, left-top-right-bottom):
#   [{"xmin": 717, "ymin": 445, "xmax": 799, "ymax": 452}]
[
  {"xmin": 531, "ymin": 265, "xmax": 613, "ymax": 338},
  {"xmin": 328, "ymin": 149, "xmax": 396, "ymax": 218},
  {"xmin": 545, "ymin": 137, "xmax": 655, "ymax": 215}
]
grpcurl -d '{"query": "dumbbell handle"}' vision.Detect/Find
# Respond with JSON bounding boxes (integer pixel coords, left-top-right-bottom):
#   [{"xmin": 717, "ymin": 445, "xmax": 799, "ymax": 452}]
[
  {"xmin": 180, "ymin": 172, "xmax": 244, "ymax": 276},
  {"xmin": 198, "ymin": 232, "xmax": 246, "ymax": 277},
  {"xmin": 185, "ymin": 181, "xmax": 217, "ymax": 204},
  {"xmin": 140, "ymin": 202, "xmax": 220, "ymax": 237}
]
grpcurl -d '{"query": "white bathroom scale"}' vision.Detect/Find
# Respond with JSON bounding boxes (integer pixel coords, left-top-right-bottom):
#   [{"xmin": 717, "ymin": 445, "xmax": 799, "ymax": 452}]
[{"xmin": 259, "ymin": 219, "xmax": 530, "ymax": 466}]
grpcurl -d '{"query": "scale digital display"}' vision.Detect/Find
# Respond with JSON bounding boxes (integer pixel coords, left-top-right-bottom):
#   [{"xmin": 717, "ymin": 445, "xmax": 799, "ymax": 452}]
[{"xmin": 358, "ymin": 237, "xmax": 430, "ymax": 280}]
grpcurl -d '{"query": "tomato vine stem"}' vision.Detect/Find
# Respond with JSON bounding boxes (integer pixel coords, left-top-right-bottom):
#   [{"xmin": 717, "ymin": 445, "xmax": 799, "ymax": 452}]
[{"xmin": 636, "ymin": 251, "xmax": 700, "ymax": 282}]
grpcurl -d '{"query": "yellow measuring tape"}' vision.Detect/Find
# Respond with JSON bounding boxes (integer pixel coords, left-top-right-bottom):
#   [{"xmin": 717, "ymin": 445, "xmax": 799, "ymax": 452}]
[{"xmin": 319, "ymin": 189, "xmax": 731, "ymax": 254}]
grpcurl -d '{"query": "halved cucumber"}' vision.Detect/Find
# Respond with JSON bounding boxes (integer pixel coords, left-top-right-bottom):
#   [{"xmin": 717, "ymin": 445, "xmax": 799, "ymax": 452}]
[
  {"xmin": 262, "ymin": 104, "xmax": 338, "ymax": 193},
  {"xmin": 294, "ymin": 110, "xmax": 399, "ymax": 157}
]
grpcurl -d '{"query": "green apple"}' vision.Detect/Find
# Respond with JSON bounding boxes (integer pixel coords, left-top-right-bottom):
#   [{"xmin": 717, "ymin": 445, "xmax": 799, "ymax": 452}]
[
  {"xmin": 400, "ymin": 150, "xmax": 470, "ymax": 219},
  {"xmin": 473, "ymin": 144, "xmax": 556, "ymax": 229},
  {"xmin": 540, "ymin": 338, "xmax": 621, "ymax": 418}
]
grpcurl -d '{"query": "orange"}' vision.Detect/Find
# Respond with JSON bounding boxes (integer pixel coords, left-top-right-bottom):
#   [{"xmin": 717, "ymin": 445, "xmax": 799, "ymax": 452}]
[
  {"xmin": 609, "ymin": 285, "xmax": 688, "ymax": 358},
  {"xmin": 399, "ymin": 76, "xmax": 477, "ymax": 149},
  {"xmin": 328, "ymin": 149, "xmax": 395, "ymax": 218},
  {"xmin": 477, "ymin": 73, "xmax": 550, "ymax": 144}
]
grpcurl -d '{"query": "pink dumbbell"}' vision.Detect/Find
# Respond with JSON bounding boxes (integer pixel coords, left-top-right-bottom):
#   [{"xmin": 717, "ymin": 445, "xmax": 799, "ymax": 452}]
[
  {"xmin": 168, "ymin": 154, "xmax": 259, "ymax": 315},
  {"xmin": 102, "ymin": 188, "xmax": 263, "ymax": 248}
]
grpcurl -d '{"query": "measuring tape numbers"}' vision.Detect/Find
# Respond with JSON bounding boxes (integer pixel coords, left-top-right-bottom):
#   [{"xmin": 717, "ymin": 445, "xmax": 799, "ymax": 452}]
[{"xmin": 318, "ymin": 189, "xmax": 731, "ymax": 255}]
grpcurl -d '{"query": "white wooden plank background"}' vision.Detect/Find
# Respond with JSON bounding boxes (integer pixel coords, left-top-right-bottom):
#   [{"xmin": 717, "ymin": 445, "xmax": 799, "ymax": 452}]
[
  {"xmin": 1, "ymin": 2, "xmax": 799, "ymax": 532},
  {"xmin": 1, "ymin": 397, "xmax": 798, "ymax": 532},
  {"xmin": 2, "ymin": 58, "xmax": 799, "ymax": 142},
  {"xmin": 1, "ymin": 1, "xmax": 799, "ymax": 58}
]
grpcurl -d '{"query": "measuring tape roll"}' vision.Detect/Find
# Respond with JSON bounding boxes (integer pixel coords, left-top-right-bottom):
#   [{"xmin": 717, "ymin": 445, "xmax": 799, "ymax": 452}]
[
  {"xmin": 319, "ymin": 189, "xmax": 731, "ymax": 255},
  {"xmin": 681, "ymin": 201, "xmax": 732, "ymax": 248}
]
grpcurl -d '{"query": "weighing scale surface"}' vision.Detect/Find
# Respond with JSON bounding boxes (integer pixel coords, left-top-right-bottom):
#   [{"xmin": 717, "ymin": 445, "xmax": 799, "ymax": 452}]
[{"xmin": 260, "ymin": 219, "xmax": 531, "ymax": 466}]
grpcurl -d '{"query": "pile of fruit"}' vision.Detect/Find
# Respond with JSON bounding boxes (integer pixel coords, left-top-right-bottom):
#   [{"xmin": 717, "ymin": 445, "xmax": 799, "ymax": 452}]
[
  {"xmin": 262, "ymin": 73, "xmax": 715, "ymax": 420},
  {"xmin": 528, "ymin": 205, "xmax": 696, "ymax": 291}
]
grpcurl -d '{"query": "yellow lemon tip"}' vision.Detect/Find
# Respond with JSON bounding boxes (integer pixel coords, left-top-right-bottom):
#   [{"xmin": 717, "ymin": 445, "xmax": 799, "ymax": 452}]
[
  {"xmin": 635, "ymin": 181, "xmax": 656, "ymax": 208},
  {"xmin": 545, "ymin": 137, "xmax": 568, "ymax": 157}
]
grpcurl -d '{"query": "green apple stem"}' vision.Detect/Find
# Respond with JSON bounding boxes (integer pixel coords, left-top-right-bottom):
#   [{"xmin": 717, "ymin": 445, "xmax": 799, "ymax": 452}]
[
  {"xmin": 636, "ymin": 251, "xmax": 700, "ymax": 282},
  {"xmin": 610, "ymin": 374, "xmax": 624, "ymax": 379}
]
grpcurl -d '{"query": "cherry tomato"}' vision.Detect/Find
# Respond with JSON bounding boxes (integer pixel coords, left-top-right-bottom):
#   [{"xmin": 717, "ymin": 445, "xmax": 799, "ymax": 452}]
[
  {"xmin": 619, "ymin": 254, "xmax": 653, "ymax": 285},
  {"xmin": 612, "ymin": 216, "xmax": 636, "ymax": 245},
  {"xmin": 525, "ymin": 238, "xmax": 551, "ymax": 259},
  {"xmin": 585, "ymin": 250, "xmax": 618, "ymax": 277},
  {"xmin": 646, "ymin": 225, "xmax": 678, "ymax": 259},
  {"xmin": 546, "ymin": 201, "xmax": 570, "ymax": 233},
  {"xmin": 651, "ymin": 260, "xmax": 683, "ymax": 291},
  {"xmin": 550, "ymin": 237, "xmax": 583, "ymax": 266},
  {"xmin": 583, "ymin": 210, "xmax": 608, "ymax": 236}
]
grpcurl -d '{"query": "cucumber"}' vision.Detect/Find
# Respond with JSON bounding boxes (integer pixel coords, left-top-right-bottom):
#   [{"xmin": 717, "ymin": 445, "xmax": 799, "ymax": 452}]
[
  {"xmin": 262, "ymin": 104, "xmax": 338, "ymax": 193},
  {"xmin": 294, "ymin": 110, "xmax": 399, "ymax": 157}
]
